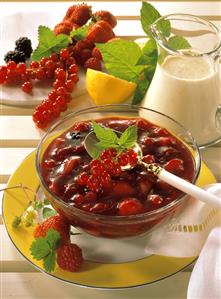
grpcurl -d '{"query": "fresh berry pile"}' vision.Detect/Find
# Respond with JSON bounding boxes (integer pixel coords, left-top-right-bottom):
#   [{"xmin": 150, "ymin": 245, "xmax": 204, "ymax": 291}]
[
  {"xmin": 40, "ymin": 117, "xmax": 195, "ymax": 219},
  {"xmin": 76, "ymin": 148, "xmax": 138, "ymax": 194},
  {"xmin": 31, "ymin": 215, "xmax": 84, "ymax": 272}
]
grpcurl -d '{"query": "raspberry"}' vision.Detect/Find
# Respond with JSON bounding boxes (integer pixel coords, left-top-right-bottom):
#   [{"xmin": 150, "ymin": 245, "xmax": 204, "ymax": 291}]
[
  {"xmin": 57, "ymin": 243, "xmax": 83, "ymax": 272},
  {"xmin": 84, "ymin": 57, "xmax": 102, "ymax": 71},
  {"xmin": 33, "ymin": 215, "xmax": 70, "ymax": 244},
  {"xmin": 68, "ymin": 3, "xmax": 92, "ymax": 26},
  {"xmin": 93, "ymin": 10, "xmax": 117, "ymax": 28},
  {"xmin": 91, "ymin": 47, "xmax": 102, "ymax": 60}
]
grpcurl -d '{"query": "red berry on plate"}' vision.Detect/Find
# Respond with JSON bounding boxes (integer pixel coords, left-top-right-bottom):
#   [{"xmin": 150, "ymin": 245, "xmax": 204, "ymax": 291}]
[
  {"xmin": 64, "ymin": 79, "xmax": 75, "ymax": 92},
  {"xmin": 68, "ymin": 64, "xmax": 78, "ymax": 74},
  {"xmin": 87, "ymin": 20, "xmax": 115, "ymax": 43},
  {"xmin": 118, "ymin": 198, "xmax": 144, "ymax": 216},
  {"xmin": 7, "ymin": 61, "xmax": 17, "ymax": 70},
  {"xmin": 68, "ymin": 3, "xmax": 91, "ymax": 26},
  {"xmin": 55, "ymin": 68, "xmax": 66, "ymax": 81},
  {"xmin": 36, "ymin": 67, "xmax": 46, "ymax": 80},
  {"xmin": 16, "ymin": 63, "xmax": 26, "ymax": 75},
  {"xmin": 33, "ymin": 215, "xmax": 70, "ymax": 244},
  {"xmin": 93, "ymin": 10, "xmax": 117, "ymax": 28},
  {"xmin": 59, "ymin": 48, "xmax": 70, "ymax": 61},
  {"xmin": 0, "ymin": 66, "xmax": 7, "ymax": 77},
  {"xmin": 30, "ymin": 61, "xmax": 39, "ymax": 69},
  {"xmin": 57, "ymin": 243, "xmax": 83, "ymax": 272},
  {"xmin": 21, "ymin": 81, "xmax": 33, "ymax": 93},
  {"xmin": 91, "ymin": 47, "xmax": 103, "ymax": 60},
  {"xmin": 84, "ymin": 57, "xmax": 102, "ymax": 71}
]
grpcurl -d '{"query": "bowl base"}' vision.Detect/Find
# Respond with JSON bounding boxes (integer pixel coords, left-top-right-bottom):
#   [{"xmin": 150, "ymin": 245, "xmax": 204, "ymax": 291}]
[{"xmin": 71, "ymin": 227, "xmax": 152, "ymax": 263}]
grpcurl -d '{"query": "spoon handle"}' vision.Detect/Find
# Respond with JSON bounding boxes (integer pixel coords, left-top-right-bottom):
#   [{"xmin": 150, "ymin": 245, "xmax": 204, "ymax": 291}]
[{"xmin": 159, "ymin": 169, "xmax": 221, "ymax": 209}]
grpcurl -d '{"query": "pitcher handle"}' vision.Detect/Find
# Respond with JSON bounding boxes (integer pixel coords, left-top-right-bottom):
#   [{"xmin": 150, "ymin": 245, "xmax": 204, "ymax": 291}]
[{"xmin": 215, "ymin": 105, "xmax": 221, "ymax": 132}]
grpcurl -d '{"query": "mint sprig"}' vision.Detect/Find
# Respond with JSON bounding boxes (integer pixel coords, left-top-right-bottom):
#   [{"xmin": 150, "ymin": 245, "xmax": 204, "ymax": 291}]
[
  {"xmin": 32, "ymin": 26, "xmax": 70, "ymax": 61},
  {"xmin": 30, "ymin": 229, "xmax": 60, "ymax": 272},
  {"xmin": 86, "ymin": 122, "xmax": 138, "ymax": 159}
]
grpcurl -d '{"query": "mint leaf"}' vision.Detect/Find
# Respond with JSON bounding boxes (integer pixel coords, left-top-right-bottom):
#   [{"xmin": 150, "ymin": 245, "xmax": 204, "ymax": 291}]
[
  {"xmin": 92, "ymin": 121, "xmax": 118, "ymax": 144},
  {"xmin": 46, "ymin": 229, "xmax": 60, "ymax": 250},
  {"xmin": 132, "ymin": 78, "xmax": 150, "ymax": 105},
  {"xmin": 167, "ymin": 35, "xmax": 191, "ymax": 50},
  {"xmin": 70, "ymin": 25, "xmax": 89, "ymax": 40},
  {"xmin": 96, "ymin": 40, "xmax": 145, "ymax": 82},
  {"xmin": 32, "ymin": 26, "xmax": 70, "ymax": 61},
  {"xmin": 43, "ymin": 251, "xmax": 56, "ymax": 273},
  {"xmin": 141, "ymin": 2, "xmax": 170, "ymax": 37},
  {"xmin": 87, "ymin": 145, "xmax": 102, "ymax": 159},
  {"xmin": 30, "ymin": 238, "xmax": 50, "ymax": 260},
  {"xmin": 118, "ymin": 125, "xmax": 138, "ymax": 149},
  {"xmin": 137, "ymin": 39, "xmax": 158, "ymax": 66},
  {"xmin": 95, "ymin": 140, "xmax": 118, "ymax": 149},
  {"xmin": 42, "ymin": 207, "xmax": 57, "ymax": 219}
]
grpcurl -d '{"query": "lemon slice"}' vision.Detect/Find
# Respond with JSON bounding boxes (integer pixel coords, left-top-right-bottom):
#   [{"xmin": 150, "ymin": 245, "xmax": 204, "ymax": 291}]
[{"xmin": 86, "ymin": 69, "xmax": 137, "ymax": 105}]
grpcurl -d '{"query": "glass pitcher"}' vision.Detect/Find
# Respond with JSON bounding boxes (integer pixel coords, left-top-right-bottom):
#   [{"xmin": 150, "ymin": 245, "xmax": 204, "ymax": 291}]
[{"xmin": 141, "ymin": 14, "xmax": 221, "ymax": 148}]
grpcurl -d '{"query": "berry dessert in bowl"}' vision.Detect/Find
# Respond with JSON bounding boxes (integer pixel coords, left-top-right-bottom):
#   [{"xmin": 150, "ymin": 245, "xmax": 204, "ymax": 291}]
[{"xmin": 36, "ymin": 105, "xmax": 201, "ymax": 239}]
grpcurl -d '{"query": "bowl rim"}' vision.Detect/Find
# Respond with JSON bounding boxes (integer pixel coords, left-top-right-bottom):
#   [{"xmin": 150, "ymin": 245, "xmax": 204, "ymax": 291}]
[{"xmin": 35, "ymin": 104, "xmax": 201, "ymax": 221}]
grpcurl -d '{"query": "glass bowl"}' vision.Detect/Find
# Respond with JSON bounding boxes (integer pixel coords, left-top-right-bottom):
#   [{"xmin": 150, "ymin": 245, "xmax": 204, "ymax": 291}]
[{"xmin": 36, "ymin": 105, "xmax": 201, "ymax": 239}]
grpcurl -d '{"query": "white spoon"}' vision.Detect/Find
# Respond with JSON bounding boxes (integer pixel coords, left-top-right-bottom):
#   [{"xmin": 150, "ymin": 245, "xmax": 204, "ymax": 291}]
[{"xmin": 84, "ymin": 131, "xmax": 221, "ymax": 209}]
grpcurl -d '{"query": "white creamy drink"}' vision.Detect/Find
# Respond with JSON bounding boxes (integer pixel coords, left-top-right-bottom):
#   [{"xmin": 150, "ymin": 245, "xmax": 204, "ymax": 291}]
[{"xmin": 142, "ymin": 55, "xmax": 221, "ymax": 146}]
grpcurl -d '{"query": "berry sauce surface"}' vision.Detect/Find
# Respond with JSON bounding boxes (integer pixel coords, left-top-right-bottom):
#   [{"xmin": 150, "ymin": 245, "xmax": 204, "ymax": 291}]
[{"xmin": 41, "ymin": 117, "xmax": 195, "ymax": 216}]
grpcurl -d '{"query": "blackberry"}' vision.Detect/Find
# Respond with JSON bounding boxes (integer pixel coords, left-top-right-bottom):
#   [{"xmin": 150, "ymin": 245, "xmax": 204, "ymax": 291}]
[
  {"xmin": 15, "ymin": 37, "xmax": 33, "ymax": 58},
  {"xmin": 4, "ymin": 50, "xmax": 26, "ymax": 63}
]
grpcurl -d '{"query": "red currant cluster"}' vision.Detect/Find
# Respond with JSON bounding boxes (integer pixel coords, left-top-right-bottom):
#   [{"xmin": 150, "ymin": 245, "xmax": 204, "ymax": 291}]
[
  {"xmin": 0, "ymin": 61, "xmax": 29, "ymax": 86},
  {"xmin": 77, "ymin": 148, "xmax": 138, "ymax": 193},
  {"xmin": 31, "ymin": 49, "xmax": 79, "ymax": 128}
]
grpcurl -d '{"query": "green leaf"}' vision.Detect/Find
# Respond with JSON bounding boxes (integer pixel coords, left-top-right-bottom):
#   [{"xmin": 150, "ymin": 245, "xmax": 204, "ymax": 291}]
[
  {"xmin": 43, "ymin": 251, "xmax": 56, "ymax": 273},
  {"xmin": 32, "ymin": 26, "xmax": 70, "ymax": 61},
  {"xmin": 118, "ymin": 125, "xmax": 138, "ymax": 149},
  {"xmin": 70, "ymin": 25, "xmax": 89, "ymax": 40},
  {"xmin": 95, "ymin": 140, "xmax": 119, "ymax": 149},
  {"xmin": 132, "ymin": 78, "xmax": 150, "ymax": 105},
  {"xmin": 45, "ymin": 229, "xmax": 60, "ymax": 250},
  {"xmin": 30, "ymin": 238, "xmax": 51, "ymax": 260},
  {"xmin": 86, "ymin": 145, "xmax": 102, "ymax": 159},
  {"xmin": 12, "ymin": 216, "xmax": 21, "ymax": 228},
  {"xmin": 43, "ymin": 198, "xmax": 50, "ymax": 205},
  {"xmin": 42, "ymin": 207, "xmax": 57, "ymax": 219},
  {"xmin": 167, "ymin": 35, "xmax": 191, "ymax": 50},
  {"xmin": 96, "ymin": 40, "xmax": 145, "ymax": 82},
  {"xmin": 141, "ymin": 2, "xmax": 171, "ymax": 37},
  {"xmin": 92, "ymin": 121, "xmax": 118, "ymax": 145}
]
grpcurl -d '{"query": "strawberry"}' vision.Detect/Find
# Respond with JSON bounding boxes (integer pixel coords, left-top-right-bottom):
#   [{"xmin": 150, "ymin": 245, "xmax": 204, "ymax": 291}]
[
  {"xmin": 33, "ymin": 215, "xmax": 70, "ymax": 244},
  {"xmin": 84, "ymin": 57, "xmax": 102, "ymax": 71},
  {"xmin": 57, "ymin": 243, "xmax": 83, "ymax": 272},
  {"xmin": 63, "ymin": 5, "xmax": 77, "ymax": 21},
  {"xmin": 93, "ymin": 10, "xmax": 117, "ymax": 28},
  {"xmin": 118, "ymin": 198, "xmax": 144, "ymax": 216},
  {"xmin": 112, "ymin": 181, "xmax": 135, "ymax": 198},
  {"xmin": 53, "ymin": 20, "xmax": 75, "ymax": 35},
  {"xmin": 69, "ymin": 3, "xmax": 92, "ymax": 26},
  {"xmin": 87, "ymin": 20, "xmax": 115, "ymax": 43}
]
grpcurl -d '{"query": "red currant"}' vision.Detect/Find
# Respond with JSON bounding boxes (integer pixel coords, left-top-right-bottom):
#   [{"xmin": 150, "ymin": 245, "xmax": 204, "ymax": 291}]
[
  {"xmin": 45, "ymin": 60, "xmax": 56, "ymax": 71},
  {"xmin": 77, "ymin": 172, "xmax": 89, "ymax": 185},
  {"xmin": 30, "ymin": 61, "xmax": 39, "ymax": 69},
  {"xmin": 68, "ymin": 64, "xmax": 78, "ymax": 74},
  {"xmin": 118, "ymin": 198, "xmax": 144, "ymax": 216},
  {"xmin": 21, "ymin": 81, "xmax": 33, "ymax": 93},
  {"xmin": 36, "ymin": 68, "xmax": 46, "ymax": 80},
  {"xmin": 60, "ymin": 48, "xmax": 70, "ymax": 60},
  {"xmin": 7, "ymin": 61, "xmax": 17, "ymax": 70},
  {"xmin": 16, "ymin": 63, "xmax": 26, "ymax": 75},
  {"xmin": 55, "ymin": 68, "xmax": 66, "ymax": 81}
]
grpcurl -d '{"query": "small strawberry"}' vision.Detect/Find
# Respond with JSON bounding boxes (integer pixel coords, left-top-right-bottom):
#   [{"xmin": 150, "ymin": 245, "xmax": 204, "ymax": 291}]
[
  {"xmin": 57, "ymin": 243, "xmax": 83, "ymax": 272},
  {"xmin": 53, "ymin": 20, "xmax": 76, "ymax": 35},
  {"xmin": 69, "ymin": 3, "xmax": 92, "ymax": 26},
  {"xmin": 62, "ymin": 5, "xmax": 77, "ymax": 21},
  {"xmin": 93, "ymin": 10, "xmax": 117, "ymax": 28},
  {"xmin": 84, "ymin": 57, "xmax": 102, "ymax": 71},
  {"xmin": 33, "ymin": 215, "xmax": 70, "ymax": 244},
  {"xmin": 87, "ymin": 20, "xmax": 115, "ymax": 43}
]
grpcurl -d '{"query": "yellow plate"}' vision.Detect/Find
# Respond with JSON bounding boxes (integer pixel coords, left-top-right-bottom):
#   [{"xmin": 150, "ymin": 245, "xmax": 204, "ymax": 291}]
[{"xmin": 2, "ymin": 151, "xmax": 216, "ymax": 289}]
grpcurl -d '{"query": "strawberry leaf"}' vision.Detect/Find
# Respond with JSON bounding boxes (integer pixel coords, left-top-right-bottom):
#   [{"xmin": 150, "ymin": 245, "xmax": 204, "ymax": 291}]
[
  {"xmin": 43, "ymin": 251, "xmax": 56, "ymax": 273},
  {"xmin": 96, "ymin": 40, "xmax": 145, "ymax": 82},
  {"xmin": 42, "ymin": 207, "xmax": 57, "ymax": 219},
  {"xmin": 30, "ymin": 238, "xmax": 50, "ymax": 260},
  {"xmin": 32, "ymin": 26, "xmax": 70, "ymax": 61},
  {"xmin": 118, "ymin": 125, "xmax": 137, "ymax": 149},
  {"xmin": 45, "ymin": 229, "xmax": 60, "ymax": 250}
]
